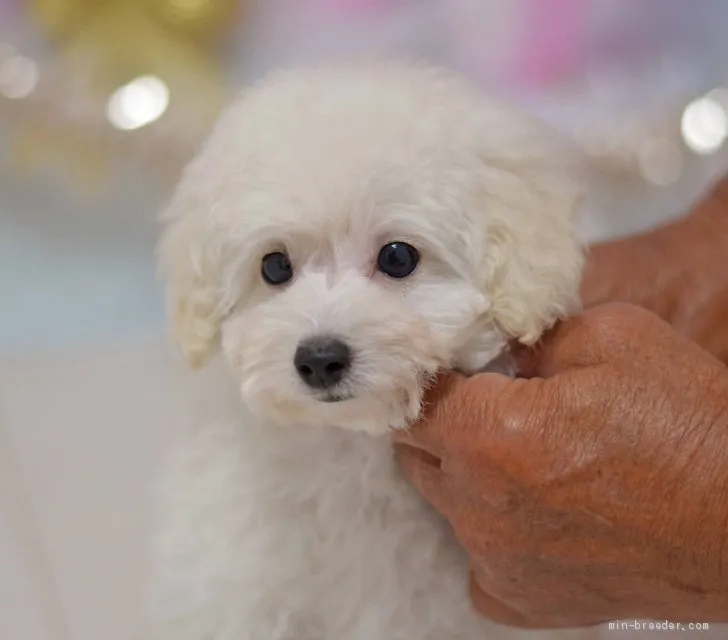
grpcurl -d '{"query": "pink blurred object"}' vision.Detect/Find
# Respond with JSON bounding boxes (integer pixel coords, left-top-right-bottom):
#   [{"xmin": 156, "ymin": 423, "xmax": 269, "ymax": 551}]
[
  {"xmin": 445, "ymin": 0, "xmax": 671, "ymax": 92},
  {"xmin": 514, "ymin": 0, "xmax": 587, "ymax": 87}
]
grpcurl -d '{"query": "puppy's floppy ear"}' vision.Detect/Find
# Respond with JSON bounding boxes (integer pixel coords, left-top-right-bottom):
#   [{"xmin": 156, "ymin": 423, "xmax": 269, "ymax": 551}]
[
  {"xmin": 478, "ymin": 133, "xmax": 585, "ymax": 345},
  {"xmin": 157, "ymin": 139, "xmax": 247, "ymax": 368},
  {"xmin": 158, "ymin": 200, "xmax": 223, "ymax": 368},
  {"xmin": 157, "ymin": 89, "xmax": 254, "ymax": 369}
]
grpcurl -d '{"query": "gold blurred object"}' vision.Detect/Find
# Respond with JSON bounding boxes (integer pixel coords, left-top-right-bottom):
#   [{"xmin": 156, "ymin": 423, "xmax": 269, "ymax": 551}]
[
  {"xmin": 0, "ymin": 0, "xmax": 243, "ymax": 195},
  {"xmin": 32, "ymin": 0, "xmax": 243, "ymax": 45},
  {"xmin": 153, "ymin": 0, "xmax": 243, "ymax": 42},
  {"xmin": 31, "ymin": 0, "xmax": 99, "ymax": 41}
]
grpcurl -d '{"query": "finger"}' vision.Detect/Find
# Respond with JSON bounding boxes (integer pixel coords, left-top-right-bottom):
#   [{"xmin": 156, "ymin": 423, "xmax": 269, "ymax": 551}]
[
  {"xmin": 467, "ymin": 571, "xmax": 537, "ymax": 628},
  {"xmin": 393, "ymin": 444, "xmax": 453, "ymax": 517},
  {"xmin": 393, "ymin": 371, "xmax": 514, "ymax": 454},
  {"xmin": 512, "ymin": 317, "xmax": 599, "ymax": 379},
  {"xmin": 470, "ymin": 568, "xmax": 613, "ymax": 630},
  {"xmin": 390, "ymin": 422, "xmax": 432, "ymax": 451},
  {"xmin": 391, "ymin": 372, "xmax": 467, "ymax": 452}
]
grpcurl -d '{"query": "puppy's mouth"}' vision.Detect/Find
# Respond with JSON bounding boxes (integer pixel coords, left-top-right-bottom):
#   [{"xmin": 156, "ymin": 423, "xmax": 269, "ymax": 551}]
[{"xmin": 315, "ymin": 391, "xmax": 354, "ymax": 403}]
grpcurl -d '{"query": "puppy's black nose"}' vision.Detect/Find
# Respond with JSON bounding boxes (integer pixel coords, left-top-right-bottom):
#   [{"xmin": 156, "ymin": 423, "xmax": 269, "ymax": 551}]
[{"xmin": 294, "ymin": 337, "xmax": 351, "ymax": 389}]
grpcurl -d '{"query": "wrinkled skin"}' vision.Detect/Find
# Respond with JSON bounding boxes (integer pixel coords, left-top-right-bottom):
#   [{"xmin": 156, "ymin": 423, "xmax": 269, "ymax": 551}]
[{"xmin": 394, "ymin": 178, "xmax": 728, "ymax": 628}]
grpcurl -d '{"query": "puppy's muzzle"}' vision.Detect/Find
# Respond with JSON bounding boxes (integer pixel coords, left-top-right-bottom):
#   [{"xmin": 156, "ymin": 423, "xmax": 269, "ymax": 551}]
[{"xmin": 294, "ymin": 336, "xmax": 352, "ymax": 392}]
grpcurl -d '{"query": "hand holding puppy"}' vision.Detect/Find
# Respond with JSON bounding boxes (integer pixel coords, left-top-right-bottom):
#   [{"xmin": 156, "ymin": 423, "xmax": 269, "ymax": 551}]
[
  {"xmin": 394, "ymin": 303, "xmax": 728, "ymax": 628},
  {"xmin": 581, "ymin": 177, "xmax": 728, "ymax": 363}
]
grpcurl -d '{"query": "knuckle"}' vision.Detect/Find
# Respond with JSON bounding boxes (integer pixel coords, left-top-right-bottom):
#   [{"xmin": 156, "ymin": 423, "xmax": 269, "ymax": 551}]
[
  {"xmin": 490, "ymin": 381, "xmax": 541, "ymax": 438},
  {"xmin": 487, "ymin": 486, "xmax": 525, "ymax": 514}
]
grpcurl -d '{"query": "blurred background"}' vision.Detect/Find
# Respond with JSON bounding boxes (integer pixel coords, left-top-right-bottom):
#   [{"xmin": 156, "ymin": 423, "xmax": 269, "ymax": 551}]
[{"xmin": 2, "ymin": 1, "xmax": 728, "ymax": 639}]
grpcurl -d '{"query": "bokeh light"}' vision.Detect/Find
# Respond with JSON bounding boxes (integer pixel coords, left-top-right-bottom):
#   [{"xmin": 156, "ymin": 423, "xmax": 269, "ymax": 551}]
[
  {"xmin": 0, "ymin": 53, "xmax": 39, "ymax": 99},
  {"xmin": 681, "ymin": 95, "xmax": 728, "ymax": 155},
  {"xmin": 106, "ymin": 75, "xmax": 170, "ymax": 131}
]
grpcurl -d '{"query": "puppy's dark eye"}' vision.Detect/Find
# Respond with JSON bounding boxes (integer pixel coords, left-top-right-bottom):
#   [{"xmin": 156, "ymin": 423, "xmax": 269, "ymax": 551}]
[
  {"xmin": 377, "ymin": 242, "xmax": 419, "ymax": 279},
  {"xmin": 261, "ymin": 251, "xmax": 293, "ymax": 285}
]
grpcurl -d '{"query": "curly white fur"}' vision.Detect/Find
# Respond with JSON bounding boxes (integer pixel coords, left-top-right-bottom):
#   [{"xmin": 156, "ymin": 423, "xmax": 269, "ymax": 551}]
[{"xmin": 150, "ymin": 60, "xmax": 590, "ymax": 640}]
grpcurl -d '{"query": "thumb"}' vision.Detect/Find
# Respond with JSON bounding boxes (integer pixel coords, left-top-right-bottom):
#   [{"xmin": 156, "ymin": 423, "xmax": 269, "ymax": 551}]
[{"xmin": 393, "ymin": 370, "xmax": 515, "ymax": 453}]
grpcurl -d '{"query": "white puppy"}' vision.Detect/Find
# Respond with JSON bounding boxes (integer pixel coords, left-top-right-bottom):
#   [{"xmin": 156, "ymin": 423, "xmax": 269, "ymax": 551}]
[{"xmin": 150, "ymin": 60, "xmax": 588, "ymax": 640}]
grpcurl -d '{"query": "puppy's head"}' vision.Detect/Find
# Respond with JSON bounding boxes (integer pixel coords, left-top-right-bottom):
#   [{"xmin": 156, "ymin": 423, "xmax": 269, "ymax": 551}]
[{"xmin": 159, "ymin": 61, "xmax": 584, "ymax": 434}]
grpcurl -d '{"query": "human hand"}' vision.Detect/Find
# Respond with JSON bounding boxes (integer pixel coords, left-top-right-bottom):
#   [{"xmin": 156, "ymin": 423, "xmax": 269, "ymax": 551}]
[
  {"xmin": 581, "ymin": 179, "xmax": 728, "ymax": 362},
  {"xmin": 394, "ymin": 303, "xmax": 728, "ymax": 628}
]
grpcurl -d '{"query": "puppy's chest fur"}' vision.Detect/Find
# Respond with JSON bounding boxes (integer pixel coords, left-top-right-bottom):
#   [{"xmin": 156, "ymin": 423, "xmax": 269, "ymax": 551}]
[{"xmin": 151, "ymin": 395, "xmax": 593, "ymax": 640}]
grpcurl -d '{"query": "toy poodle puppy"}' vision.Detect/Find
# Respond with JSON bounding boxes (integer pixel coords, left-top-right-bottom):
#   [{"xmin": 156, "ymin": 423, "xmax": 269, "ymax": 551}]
[{"xmin": 150, "ymin": 60, "xmax": 587, "ymax": 640}]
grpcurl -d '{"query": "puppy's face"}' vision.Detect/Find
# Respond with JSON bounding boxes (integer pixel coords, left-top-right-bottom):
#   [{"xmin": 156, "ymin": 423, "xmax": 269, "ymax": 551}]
[
  {"xmin": 159, "ymin": 63, "xmax": 584, "ymax": 434},
  {"xmin": 217, "ymin": 202, "xmax": 494, "ymax": 433}
]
